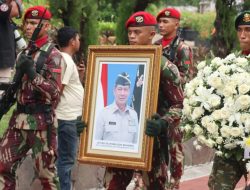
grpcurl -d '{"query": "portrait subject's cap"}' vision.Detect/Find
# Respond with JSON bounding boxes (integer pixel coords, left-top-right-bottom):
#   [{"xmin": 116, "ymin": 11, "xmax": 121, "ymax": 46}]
[
  {"xmin": 24, "ymin": 6, "xmax": 52, "ymax": 20},
  {"xmin": 126, "ymin": 11, "xmax": 157, "ymax": 28},
  {"xmin": 235, "ymin": 10, "xmax": 250, "ymax": 29},
  {"xmin": 115, "ymin": 72, "xmax": 131, "ymax": 86},
  {"xmin": 156, "ymin": 7, "xmax": 181, "ymax": 21}
]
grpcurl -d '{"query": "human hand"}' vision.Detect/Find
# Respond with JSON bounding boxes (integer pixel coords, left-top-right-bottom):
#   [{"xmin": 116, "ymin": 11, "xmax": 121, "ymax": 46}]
[
  {"xmin": 145, "ymin": 113, "xmax": 168, "ymax": 137},
  {"xmin": 18, "ymin": 54, "xmax": 36, "ymax": 80},
  {"xmin": 76, "ymin": 116, "xmax": 87, "ymax": 137}
]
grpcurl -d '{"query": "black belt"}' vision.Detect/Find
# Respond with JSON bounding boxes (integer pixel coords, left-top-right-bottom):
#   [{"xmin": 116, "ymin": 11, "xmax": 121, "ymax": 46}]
[{"xmin": 17, "ymin": 103, "xmax": 52, "ymax": 114}]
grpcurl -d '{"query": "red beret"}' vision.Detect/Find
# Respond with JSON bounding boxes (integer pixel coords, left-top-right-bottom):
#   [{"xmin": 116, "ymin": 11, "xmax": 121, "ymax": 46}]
[
  {"xmin": 126, "ymin": 11, "xmax": 157, "ymax": 28},
  {"xmin": 156, "ymin": 8, "xmax": 181, "ymax": 21},
  {"xmin": 24, "ymin": 6, "xmax": 52, "ymax": 20}
]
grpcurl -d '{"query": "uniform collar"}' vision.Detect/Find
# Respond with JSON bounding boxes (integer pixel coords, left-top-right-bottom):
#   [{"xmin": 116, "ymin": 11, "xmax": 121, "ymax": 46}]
[
  {"xmin": 242, "ymin": 50, "xmax": 250, "ymax": 56},
  {"xmin": 35, "ymin": 35, "xmax": 48, "ymax": 48},
  {"xmin": 162, "ymin": 36, "xmax": 175, "ymax": 48},
  {"xmin": 111, "ymin": 102, "xmax": 129, "ymax": 113}
]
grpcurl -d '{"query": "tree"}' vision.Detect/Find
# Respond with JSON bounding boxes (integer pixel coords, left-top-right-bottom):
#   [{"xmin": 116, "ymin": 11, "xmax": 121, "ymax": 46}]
[
  {"xmin": 49, "ymin": 0, "xmax": 98, "ymax": 58},
  {"xmin": 211, "ymin": 0, "xmax": 237, "ymax": 57}
]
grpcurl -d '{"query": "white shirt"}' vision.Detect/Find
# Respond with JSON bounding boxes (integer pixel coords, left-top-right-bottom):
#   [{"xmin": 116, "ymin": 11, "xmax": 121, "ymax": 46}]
[
  {"xmin": 95, "ymin": 102, "xmax": 138, "ymax": 144},
  {"xmin": 55, "ymin": 52, "xmax": 84, "ymax": 120}
]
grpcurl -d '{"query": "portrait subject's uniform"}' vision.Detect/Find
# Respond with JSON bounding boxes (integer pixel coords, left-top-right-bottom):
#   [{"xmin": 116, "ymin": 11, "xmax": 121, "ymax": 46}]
[{"xmin": 95, "ymin": 102, "xmax": 138, "ymax": 144}]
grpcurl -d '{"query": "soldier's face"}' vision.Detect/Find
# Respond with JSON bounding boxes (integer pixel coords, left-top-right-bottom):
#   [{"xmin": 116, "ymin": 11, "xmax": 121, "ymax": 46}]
[
  {"xmin": 237, "ymin": 25, "xmax": 250, "ymax": 51},
  {"xmin": 158, "ymin": 17, "xmax": 179, "ymax": 38},
  {"xmin": 23, "ymin": 19, "xmax": 50, "ymax": 40},
  {"xmin": 113, "ymin": 85, "xmax": 130, "ymax": 106},
  {"xmin": 127, "ymin": 26, "xmax": 155, "ymax": 45}
]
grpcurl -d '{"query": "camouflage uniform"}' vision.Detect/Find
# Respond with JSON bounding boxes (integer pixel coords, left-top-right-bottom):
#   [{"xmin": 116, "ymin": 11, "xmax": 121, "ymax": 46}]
[
  {"xmin": 208, "ymin": 155, "xmax": 247, "ymax": 190},
  {"xmin": 154, "ymin": 36, "xmax": 193, "ymax": 85},
  {"xmin": 0, "ymin": 41, "xmax": 62, "ymax": 190},
  {"xmin": 155, "ymin": 36, "xmax": 192, "ymax": 189},
  {"xmin": 104, "ymin": 55, "xmax": 184, "ymax": 190}
]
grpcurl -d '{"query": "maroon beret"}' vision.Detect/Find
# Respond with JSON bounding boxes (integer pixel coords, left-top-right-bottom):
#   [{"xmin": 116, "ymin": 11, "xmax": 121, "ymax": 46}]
[
  {"xmin": 156, "ymin": 8, "xmax": 181, "ymax": 21},
  {"xmin": 24, "ymin": 6, "xmax": 52, "ymax": 20},
  {"xmin": 126, "ymin": 11, "xmax": 157, "ymax": 28}
]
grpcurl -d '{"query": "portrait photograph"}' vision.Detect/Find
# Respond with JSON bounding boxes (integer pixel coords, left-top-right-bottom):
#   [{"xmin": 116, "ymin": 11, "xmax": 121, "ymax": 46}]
[{"xmin": 78, "ymin": 45, "xmax": 162, "ymax": 171}]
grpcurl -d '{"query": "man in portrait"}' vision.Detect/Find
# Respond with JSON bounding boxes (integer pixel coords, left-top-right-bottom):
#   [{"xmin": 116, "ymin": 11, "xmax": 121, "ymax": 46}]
[{"xmin": 95, "ymin": 72, "xmax": 139, "ymax": 144}]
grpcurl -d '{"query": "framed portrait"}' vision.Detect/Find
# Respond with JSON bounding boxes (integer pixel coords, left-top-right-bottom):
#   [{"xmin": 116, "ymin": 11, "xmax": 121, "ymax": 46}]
[{"xmin": 78, "ymin": 45, "xmax": 162, "ymax": 171}]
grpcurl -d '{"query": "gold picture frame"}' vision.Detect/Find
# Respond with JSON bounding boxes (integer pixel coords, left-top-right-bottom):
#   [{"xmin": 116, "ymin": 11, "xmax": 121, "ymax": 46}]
[{"xmin": 78, "ymin": 45, "xmax": 162, "ymax": 171}]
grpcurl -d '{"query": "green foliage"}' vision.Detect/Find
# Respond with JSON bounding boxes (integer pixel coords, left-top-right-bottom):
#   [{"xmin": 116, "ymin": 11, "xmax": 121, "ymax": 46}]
[
  {"xmin": 49, "ymin": 0, "xmax": 98, "ymax": 56},
  {"xmin": 98, "ymin": 0, "xmax": 117, "ymax": 22},
  {"xmin": 145, "ymin": 3, "xmax": 159, "ymax": 16},
  {"xmin": 211, "ymin": 0, "xmax": 237, "ymax": 57},
  {"xmin": 161, "ymin": 0, "xmax": 200, "ymax": 7},
  {"xmin": 115, "ymin": 0, "xmax": 136, "ymax": 45},
  {"xmin": 98, "ymin": 21, "xmax": 116, "ymax": 36},
  {"xmin": 181, "ymin": 11, "xmax": 216, "ymax": 39}
]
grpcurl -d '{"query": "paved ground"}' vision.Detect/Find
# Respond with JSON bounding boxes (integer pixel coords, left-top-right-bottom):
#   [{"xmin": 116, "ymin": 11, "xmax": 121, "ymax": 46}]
[{"xmin": 179, "ymin": 163, "xmax": 245, "ymax": 190}]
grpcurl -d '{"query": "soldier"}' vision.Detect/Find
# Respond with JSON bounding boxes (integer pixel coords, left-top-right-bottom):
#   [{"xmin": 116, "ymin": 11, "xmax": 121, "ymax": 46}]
[
  {"xmin": 103, "ymin": 11, "xmax": 183, "ymax": 190},
  {"xmin": 0, "ymin": 0, "xmax": 23, "ymax": 93},
  {"xmin": 208, "ymin": 10, "xmax": 250, "ymax": 190},
  {"xmin": 0, "ymin": 6, "xmax": 62, "ymax": 189},
  {"xmin": 95, "ymin": 72, "xmax": 138, "ymax": 144},
  {"xmin": 155, "ymin": 7, "xmax": 193, "ymax": 85}
]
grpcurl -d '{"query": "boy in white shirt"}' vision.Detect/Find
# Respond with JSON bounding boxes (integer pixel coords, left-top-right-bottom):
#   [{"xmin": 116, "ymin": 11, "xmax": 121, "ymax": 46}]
[{"xmin": 56, "ymin": 26, "xmax": 84, "ymax": 190}]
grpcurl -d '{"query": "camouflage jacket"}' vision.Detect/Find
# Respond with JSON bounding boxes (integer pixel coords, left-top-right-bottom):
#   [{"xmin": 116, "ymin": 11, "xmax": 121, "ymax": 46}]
[
  {"xmin": 154, "ymin": 36, "xmax": 193, "ymax": 85},
  {"xmin": 9, "ymin": 41, "xmax": 62, "ymax": 130},
  {"xmin": 157, "ymin": 55, "xmax": 184, "ymax": 120}
]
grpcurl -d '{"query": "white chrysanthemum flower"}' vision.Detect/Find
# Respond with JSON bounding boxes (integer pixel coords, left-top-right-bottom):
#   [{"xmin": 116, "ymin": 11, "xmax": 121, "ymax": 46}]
[
  {"xmin": 222, "ymin": 85, "xmax": 237, "ymax": 97},
  {"xmin": 218, "ymin": 65, "xmax": 230, "ymax": 74},
  {"xmin": 201, "ymin": 116, "xmax": 212, "ymax": 127},
  {"xmin": 246, "ymin": 162, "xmax": 250, "ymax": 172},
  {"xmin": 224, "ymin": 142, "xmax": 237, "ymax": 149},
  {"xmin": 237, "ymin": 95, "xmax": 250, "ymax": 110},
  {"xmin": 224, "ymin": 53, "xmax": 236, "ymax": 63},
  {"xmin": 197, "ymin": 61, "xmax": 206, "ymax": 70},
  {"xmin": 216, "ymin": 137, "xmax": 223, "ymax": 144},
  {"xmin": 215, "ymin": 151, "xmax": 223, "ymax": 156},
  {"xmin": 238, "ymin": 84, "xmax": 250, "ymax": 95},
  {"xmin": 207, "ymin": 75, "xmax": 223, "ymax": 89},
  {"xmin": 211, "ymin": 57, "xmax": 223, "ymax": 67},
  {"xmin": 191, "ymin": 107, "xmax": 205, "ymax": 120},
  {"xmin": 193, "ymin": 124, "xmax": 203, "ymax": 135},
  {"xmin": 220, "ymin": 126, "xmax": 231, "ymax": 138},
  {"xmin": 205, "ymin": 139, "xmax": 215, "ymax": 148},
  {"xmin": 203, "ymin": 66, "xmax": 212, "ymax": 76},
  {"xmin": 197, "ymin": 135, "xmax": 206, "ymax": 144},
  {"xmin": 230, "ymin": 127, "xmax": 243, "ymax": 137},
  {"xmin": 211, "ymin": 110, "xmax": 222, "ymax": 120},
  {"xmin": 220, "ymin": 108, "xmax": 231, "ymax": 119},
  {"xmin": 206, "ymin": 122, "xmax": 219, "ymax": 134},
  {"xmin": 184, "ymin": 124, "xmax": 192, "ymax": 133},
  {"xmin": 208, "ymin": 95, "xmax": 221, "ymax": 108},
  {"xmin": 236, "ymin": 57, "xmax": 248, "ymax": 68}
]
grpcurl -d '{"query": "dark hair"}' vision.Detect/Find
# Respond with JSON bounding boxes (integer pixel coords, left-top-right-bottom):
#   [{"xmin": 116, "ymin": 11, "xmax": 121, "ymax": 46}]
[{"xmin": 57, "ymin": 26, "xmax": 78, "ymax": 48}]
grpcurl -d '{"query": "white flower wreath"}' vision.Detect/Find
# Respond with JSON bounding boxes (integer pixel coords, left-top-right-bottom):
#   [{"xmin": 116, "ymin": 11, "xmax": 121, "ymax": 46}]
[{"xmin": 182, "ymin": 53, "xmax": 250, "ymax": 162}]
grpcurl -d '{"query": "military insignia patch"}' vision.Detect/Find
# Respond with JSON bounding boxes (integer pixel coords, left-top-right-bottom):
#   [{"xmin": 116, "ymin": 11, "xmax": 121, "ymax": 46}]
[
  {"xmin": 31, "ymin": 10, "xmax": 39, "ymax": 17},
  {"xmin": 0, "ymin": 3, "xmax": 9, "ymax": 12},
  {"xmin": 165, "ymin": 11, "xmax": 170, "ymax": 16},
  {"xmin": 243, "ymin": 13, "xmax": 250, "ymax": 23},
  {"xmin": 135, "ymin": 16, "xmax": 144, "ymax": 23}
]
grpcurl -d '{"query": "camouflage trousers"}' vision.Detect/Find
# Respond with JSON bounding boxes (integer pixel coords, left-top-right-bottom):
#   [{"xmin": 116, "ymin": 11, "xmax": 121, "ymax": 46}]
[
  {"xmin": 104, "ymin": 155, "xmax": 168, "ymax": 190},
  {"xmin": 0, "ymin": 125, "xmax": 59, "ymax": 190},
  {"xmin": 208, "ymin": 155, "xmax": 247, "ymax": 190},
  {"xmin": 104, "ymin": 129, "xmax": 183, "ymax": 190}
]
